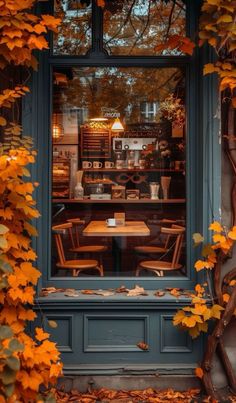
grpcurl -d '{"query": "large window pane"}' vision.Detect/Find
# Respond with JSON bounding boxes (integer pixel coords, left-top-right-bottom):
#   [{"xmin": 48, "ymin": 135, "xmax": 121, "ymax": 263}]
[
  {"xmin": 53, "ymin": 0, "xmax": 92, "ymax": 55},
  {"xmin": 51, "ymin": 67, "xmax": 186, "ymax": 278},
  {"xmin": 103, "ymin": 0, "xmax": 186, "ymax": 55}
]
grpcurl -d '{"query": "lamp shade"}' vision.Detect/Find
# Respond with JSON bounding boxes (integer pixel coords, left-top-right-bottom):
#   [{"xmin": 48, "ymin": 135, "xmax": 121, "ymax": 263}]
[
  {"xmin": 52, "ymin": 113, "xmax": 64, "ymax": 142},
  {"xmin": 111, "ymin": 118, "xmax": 124, "ymax": 131}
]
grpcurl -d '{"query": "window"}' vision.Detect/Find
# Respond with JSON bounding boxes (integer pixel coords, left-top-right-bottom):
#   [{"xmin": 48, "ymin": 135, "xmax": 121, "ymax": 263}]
[{"xmin": 43, "ymin": 0, "xmax": 199, "ymax": 287}]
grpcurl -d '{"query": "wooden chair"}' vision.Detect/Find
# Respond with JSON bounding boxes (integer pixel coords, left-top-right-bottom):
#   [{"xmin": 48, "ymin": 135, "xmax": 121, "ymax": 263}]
[
  {"xmin": 134, "ymin": 220, "xmax": 178, "ymax": 256},
  {"xmin": 66, "ymin": 218, "xmax": 107, "ymax": 271},
  {"xmin": 52, "ymin": 223, "xmax": 104, "ymax": 276},
  {"xmin": 135, "ymin": 226, "xmax": 185, "ymax": 277}
]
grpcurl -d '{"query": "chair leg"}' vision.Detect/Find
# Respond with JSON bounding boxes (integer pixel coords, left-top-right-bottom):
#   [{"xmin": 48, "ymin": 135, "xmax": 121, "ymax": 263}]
[
  {"xmin": 135, "ymin": 266, "xmax": 141, "ymax": 276},
  {"xmin": 98, "ymin": 265, "xmax": 104, "ymax": 276},
  {"xmin": 153, "ymin": 270, "xmax": 164, "ymax": 277}
]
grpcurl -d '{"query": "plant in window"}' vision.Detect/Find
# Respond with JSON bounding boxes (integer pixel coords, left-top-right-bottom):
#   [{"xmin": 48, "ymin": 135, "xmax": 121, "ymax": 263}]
[{"xmin": 158, "ymin": 94, "xmax": 185, "ymax": 127}]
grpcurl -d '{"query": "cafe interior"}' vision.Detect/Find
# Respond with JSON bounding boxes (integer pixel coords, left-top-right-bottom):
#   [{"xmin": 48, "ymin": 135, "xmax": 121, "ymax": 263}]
[{"xmin": 51, "ymin": 66, "xmax": 186, "ymax": 277}]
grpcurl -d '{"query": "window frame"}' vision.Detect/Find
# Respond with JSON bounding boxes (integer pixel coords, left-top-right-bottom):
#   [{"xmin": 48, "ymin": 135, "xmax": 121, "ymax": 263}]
[{"xmin": 27, "ymin": 0, "xmax": 218, "ymax": 291}]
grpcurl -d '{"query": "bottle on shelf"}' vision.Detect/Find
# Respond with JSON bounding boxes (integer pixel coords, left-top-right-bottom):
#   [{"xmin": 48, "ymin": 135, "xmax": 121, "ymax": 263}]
[{"xmin": 74, "ymin": 182, "xmax": 84, "ymax": 200}]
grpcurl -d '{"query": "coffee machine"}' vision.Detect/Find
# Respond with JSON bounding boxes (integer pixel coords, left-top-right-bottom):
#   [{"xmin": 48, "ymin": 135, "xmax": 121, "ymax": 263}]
[{"xmin": 113, "ymin": 137, "xmax": 158, "ymax": 166}]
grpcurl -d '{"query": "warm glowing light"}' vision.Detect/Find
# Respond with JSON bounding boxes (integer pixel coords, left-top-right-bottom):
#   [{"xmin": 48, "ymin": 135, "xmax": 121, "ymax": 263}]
[
  {"xmin": 111, "ymin": 118, "xmax": 124, "ymax": 131},
  {"xmin": 89, "ymin": 117, "xmax": 108, "ymax": 122},
  {"xmin": 52, "ymin": 114, "xmax": 64, "ymax": 142}
]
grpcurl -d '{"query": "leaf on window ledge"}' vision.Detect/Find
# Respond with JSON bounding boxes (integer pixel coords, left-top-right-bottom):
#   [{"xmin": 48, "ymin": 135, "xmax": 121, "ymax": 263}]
[
  {"xmin": 154, "ymin": 290, "xmax": 166, "ymax": 297},
  {"xmin": 137, "ymin": 342, "xmax": 149, "ymax": 350},
  {"xmin": 127, "ymin": 285, "xmax": 148, "ymax": 296}
]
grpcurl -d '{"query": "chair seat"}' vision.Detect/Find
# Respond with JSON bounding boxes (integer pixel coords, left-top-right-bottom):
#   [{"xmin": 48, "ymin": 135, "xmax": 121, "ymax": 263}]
[
  {"xmin": 70, "ymin": 245, "xmax": 107, "ymax": 253},
  {"xmin": 57, "ymin": 259, "xmax": 98, "ymax": 269},
  {"xmin": 134, "ymin": 245, "xmax": 167, "ymax": 254},
  {"xmin": 140, "ymin": 260, "xmax": 182, "ymax": 271}
]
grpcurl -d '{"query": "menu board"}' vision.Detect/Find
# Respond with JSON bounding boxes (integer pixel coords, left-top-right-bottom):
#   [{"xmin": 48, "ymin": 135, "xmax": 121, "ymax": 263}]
[{"xmin": 81, "ymin": 128, "xmax": 111, "ymax": 159}]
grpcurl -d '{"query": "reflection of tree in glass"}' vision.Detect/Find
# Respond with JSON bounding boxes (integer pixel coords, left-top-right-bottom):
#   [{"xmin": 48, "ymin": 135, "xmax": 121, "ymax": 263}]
[
  {"xmin": 103, "ymin": 0, "xmax": 186, "ymax": 55},
  {"xmin": 54, "ymin": 67, "xmax": 185, "ymax": 124},
  {"xmin": 53, "ymin": 0, "xmax": 92, "ymax": 55}
]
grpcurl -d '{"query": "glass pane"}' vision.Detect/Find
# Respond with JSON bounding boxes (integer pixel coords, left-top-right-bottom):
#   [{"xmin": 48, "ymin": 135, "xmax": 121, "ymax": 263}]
[
  {"xmin": 51, "ymin": 67, "xmax": 186, "ymax": 278},
  {"xmin": 103, "ymin": 0, "xmax": 186, "ymax": 56},
  {"xmin": 53, "ymin": 0, "xmax": 92, "ymax": 55}
]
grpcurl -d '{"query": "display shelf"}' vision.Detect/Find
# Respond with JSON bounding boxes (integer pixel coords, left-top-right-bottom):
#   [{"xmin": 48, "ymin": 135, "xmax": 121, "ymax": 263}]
[
  {"xmin": 52, "ymin": 198, "xmax": 186, "ymax": 204},
  {"xmin": 82, "ymin": 168, "xmax": 184, "ymax": 173}
]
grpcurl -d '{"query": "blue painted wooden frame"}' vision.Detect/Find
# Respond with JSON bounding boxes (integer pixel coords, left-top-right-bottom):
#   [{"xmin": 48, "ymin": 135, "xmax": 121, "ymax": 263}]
[{"xmin": 22, "ymin": 0, "xmax": 221, "ymax": 292}]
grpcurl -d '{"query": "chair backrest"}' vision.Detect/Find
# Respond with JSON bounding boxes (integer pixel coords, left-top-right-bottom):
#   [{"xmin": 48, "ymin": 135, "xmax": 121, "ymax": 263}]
[
  {"xmin": 161, "ymin": 226, "xmax": 185, "ymax": 268},
  {"xmin": 52, "ymin": 223, "xmax": 72, "ymax": 265},
  {"xmin": 67, "ymin": 218, "xmax": 86, "ymax": 248}
]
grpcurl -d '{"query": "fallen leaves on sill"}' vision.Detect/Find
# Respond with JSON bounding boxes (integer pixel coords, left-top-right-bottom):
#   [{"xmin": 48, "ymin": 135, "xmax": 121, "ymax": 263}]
[
  {"xmin": 127, "ymin": 285, "xmax": 148, "ymax": 296},
  {"xmin": 154, "ymin": 290, "xmax": 166, "ymax": 297},
  {"xmin": 48, "ymin": 387, "xmax": 204, "ymax": 402},
  {"xmin": 116, "ymin": 285, "xmax": 129, "ymax": 293}
]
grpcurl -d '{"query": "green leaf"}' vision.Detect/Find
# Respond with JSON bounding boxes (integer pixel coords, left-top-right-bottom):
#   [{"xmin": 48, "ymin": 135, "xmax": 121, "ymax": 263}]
[
  {"xmin": 48, "ymin": 320, "xmax": 58, "ymax": 329},
  {"xmin": 6, "ymin": 356, "xmax": 20, "ymax": 371},
  {"xmin": 202, "ymin": 244, "xmax": 214, "ymax": 257},
  {"xmin": 0, "ymin": 224, "xmax": 9, "ymax": 235},
  {"xmin": 0, "ymin": 236, "xmax": 8, "ymax": 249},
  {"xmin": 22, "ymin": 167, "xmax": 31, "ymax": 177},
  {"xmin": 0, "ymin": 368, "xmax": 16, "ymax": 385},
  {"xmin": 4, "ymin": 383, "xmax": 15, "ymax": 398},
  {"xmin": 0, "ymin": 326, "xmax": 13, "ymax": 340},
  {"xmin": 0, "ymin": 259, "xmax": 13, "ymax": 274},
  {"xmin": 192, "ymin": 233, "xmax": 204, "ymax": 245},
  {"xmin": 8, "ymin": 339, "xmax": 24, "ymax": 352},
  {"xmin": 0, "ymin": 277, "xmax": 9, "ymax": 290}
]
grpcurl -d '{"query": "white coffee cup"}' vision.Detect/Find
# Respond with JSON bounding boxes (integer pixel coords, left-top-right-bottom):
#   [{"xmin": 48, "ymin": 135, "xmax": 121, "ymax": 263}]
[
  {"xmin": 106, "ymin": 218, "xmax": 116, "ymax": 227},
  {"xmin": 128, "ymin": 159, "xmax": 135, "ymax": 169},
  {"xmin": 93, "ymin": 161, "xmax": 103, "ymax": 168},
  {"xmin": 82, "ymin": 161, "xmax": 92, "ymax": 169},
  {"xmin": 116, "ymin": 160, "xmax": 124, "ymax": 169},
  {"xmin": 139, "ymin": 159, "xmax": 146, "ymax": 169},
  {"xmin": 105, "ymin": 161, "xmax": 115, "ymax": 169}
]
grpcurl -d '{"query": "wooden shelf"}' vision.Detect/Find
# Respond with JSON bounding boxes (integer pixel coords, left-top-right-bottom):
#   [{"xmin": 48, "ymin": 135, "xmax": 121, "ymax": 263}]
[
  {"xmin": 82, "ymin": 168, "xmax": 184, "ymax": 173},
  {"xmin": 52, "ymin": 198, "xmax": 186, "ymax": 204}
]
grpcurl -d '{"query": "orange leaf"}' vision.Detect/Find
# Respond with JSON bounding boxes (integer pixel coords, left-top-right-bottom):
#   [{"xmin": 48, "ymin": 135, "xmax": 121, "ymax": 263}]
[
  {"xmin": 35, "ymin": 327, "xmax": 50, "ymax": 342},
  {"xmin": 209, "ymin": 221, "xmax": 223, "ymax": 232},
  {"xmin": 228, "ymin": 226, "xmax": 236, "ymax": 240},
  {"xmin": 195, "ymin": 367, "xmax": 204, "ymax": 379}
]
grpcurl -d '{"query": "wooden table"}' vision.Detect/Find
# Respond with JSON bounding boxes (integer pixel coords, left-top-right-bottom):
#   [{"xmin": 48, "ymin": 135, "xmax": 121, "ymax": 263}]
[{"xmin": 83, "ymin": 221, "xmax": 150, "ymax": 274}]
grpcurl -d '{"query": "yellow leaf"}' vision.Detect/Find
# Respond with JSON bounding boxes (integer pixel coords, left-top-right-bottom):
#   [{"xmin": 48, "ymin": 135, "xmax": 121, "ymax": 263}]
[
  {"xmin": 228, "ymin": 226, "xmax": 236, "ymax": 240},
  {"xmin": 192, "ymin": 233, "xmax": 204, "ymax": 245},
  {"xmin": 173, "ymin": 310, "xmax": 186, "ymax": 326},
  {"xmin": 213, "ymin": 233, "xmax": 226, "ymax": 243},
  {"xmin": 195, "ymin": 284, "xmax": 205, "ymax": 295},
  {"xmin": 209, "ymin": 221, "xmax": 223, "ymax": 232},
  {"xmin": 203, "ymin": 63, "xmax": 217, "ymax": 75},
  {"xmin": 210, "ymin": 304, "xmax": 224, "ymax": 319},
  {"xmin": 195, "ymin": 367, "xmax": 204, "ymax": 379},
  {"xmin": 182, "ymin": 315, "xmax": 202, "ymax": 328},
  {"xmin": 198, "ymin": 321, "xmax": 208, "ymax": 333},
  {"xmin": 217, "ymin": 14, "xmax": 233, "ymax": 24}
]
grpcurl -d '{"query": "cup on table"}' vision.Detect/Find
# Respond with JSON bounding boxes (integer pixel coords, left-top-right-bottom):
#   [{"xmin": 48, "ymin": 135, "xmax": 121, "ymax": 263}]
[
  {"xmin": 127, "ymin": 159, "xmax": 135, "ymax": 169},
  {"xmin": 139, "ymin": 159, "xmax": 146, "ymax": 169},
  {"xmin": 93, "ymin": 161, "xmax": 103, "ymax": 168},
  {"xmin": 105, "ymin": 161, "xmax": 115, "ymax": 169},
  {"xmin": 116, "ymin": 160, "xmax": 125, "ymax": 169},
  {"xmin": 82, "ymin": 161, "xmax": 92, "ymax": 169},
  {"xmin": 106, "ymin": 218, "xmax": 116, "ymax": 227}
]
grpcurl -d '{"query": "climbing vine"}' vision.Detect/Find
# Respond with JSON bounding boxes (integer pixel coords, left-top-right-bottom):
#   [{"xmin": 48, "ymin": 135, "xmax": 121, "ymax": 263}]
[{"xmin": 0, "ymin": 1, "xmax": 62, "ymax": 402}]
